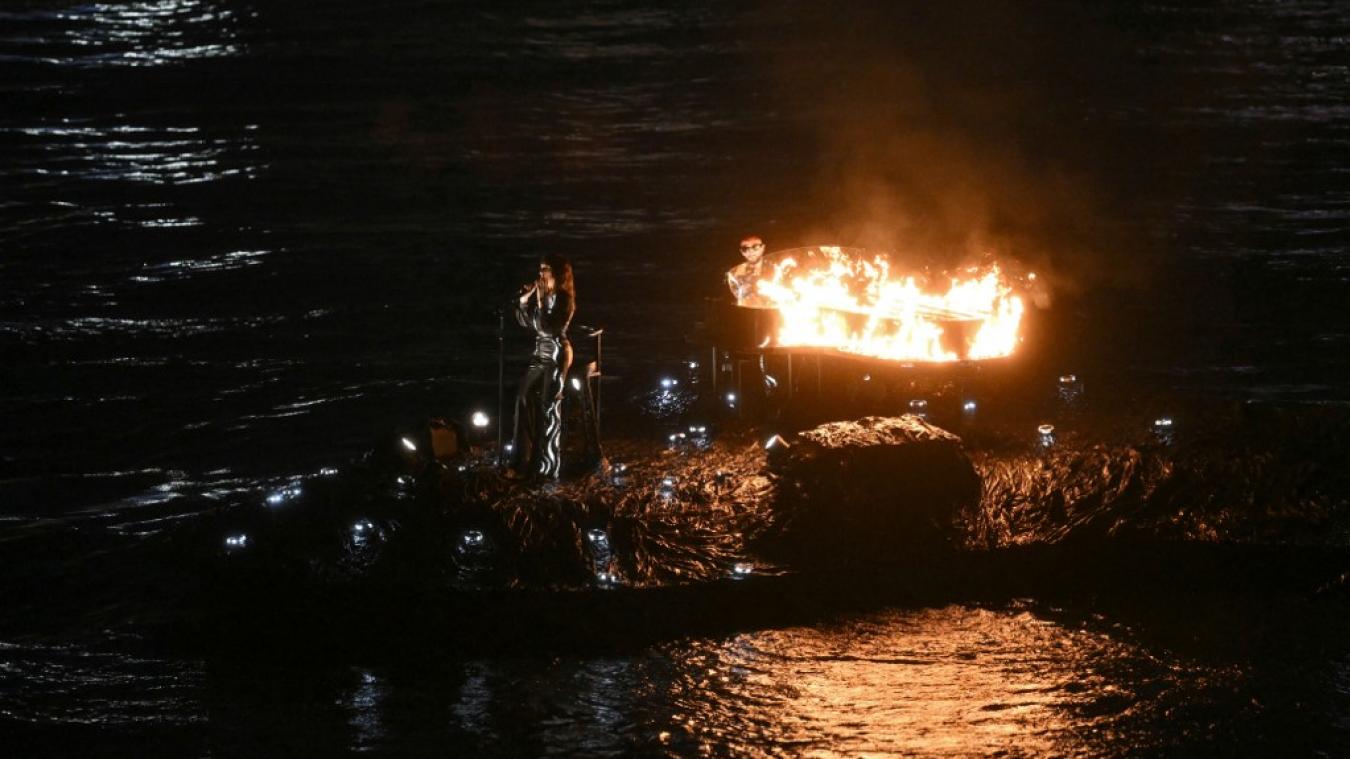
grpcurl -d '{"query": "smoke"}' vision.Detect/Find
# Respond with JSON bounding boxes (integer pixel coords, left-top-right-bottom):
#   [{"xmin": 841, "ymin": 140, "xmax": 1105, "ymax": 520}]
[{"xmin": 747, "ymin": 2, "xmax": 1184, "ymax": 298}]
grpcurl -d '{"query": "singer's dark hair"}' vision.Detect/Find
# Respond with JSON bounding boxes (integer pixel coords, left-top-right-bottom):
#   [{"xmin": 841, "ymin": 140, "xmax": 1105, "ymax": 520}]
[{"xmin": 542, "ymin": 253, "xmax": 576, "ymax": 302}]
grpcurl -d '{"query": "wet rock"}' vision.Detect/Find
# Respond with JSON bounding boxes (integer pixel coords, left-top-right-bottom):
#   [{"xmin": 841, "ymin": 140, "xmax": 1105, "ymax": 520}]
[{"xmin": 766, "ymin": 415, "xmax": 981, "ymax": 559}]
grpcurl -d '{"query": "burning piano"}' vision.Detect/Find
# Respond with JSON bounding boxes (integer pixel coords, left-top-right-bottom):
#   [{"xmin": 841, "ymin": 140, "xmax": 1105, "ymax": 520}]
[{"xmin": 707, "ymin": 245, "xmax": 1037, "ymax": 416}]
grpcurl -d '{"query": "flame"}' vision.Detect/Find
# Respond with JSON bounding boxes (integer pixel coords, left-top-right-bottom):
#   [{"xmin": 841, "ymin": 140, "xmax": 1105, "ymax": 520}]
[{"xmin": 739, "ymin": 246, "xmax": 1025, "ymax": 362}]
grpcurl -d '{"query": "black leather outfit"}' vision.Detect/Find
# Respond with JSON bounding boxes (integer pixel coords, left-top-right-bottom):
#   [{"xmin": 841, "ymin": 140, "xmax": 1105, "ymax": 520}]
[{"xmin": 511, "ymin": 290, "xmax": 574, "ymax": 478}]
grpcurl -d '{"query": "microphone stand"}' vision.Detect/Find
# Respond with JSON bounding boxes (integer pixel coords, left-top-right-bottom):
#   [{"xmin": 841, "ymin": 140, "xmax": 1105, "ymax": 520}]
[{"xmin": 496, "ymin": 305, "xmax": 505, "ymax": 464}]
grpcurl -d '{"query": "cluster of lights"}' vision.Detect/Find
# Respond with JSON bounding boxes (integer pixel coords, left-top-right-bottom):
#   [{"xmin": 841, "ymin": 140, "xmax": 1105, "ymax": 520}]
[
  {"xmin": 907, "ymin": 399, "xmax": 929, "ymax": 419},
  {"xmin": 586, "ymin": 528, "xmax": 616, "ymax": 586},
  {"xmin": 265, "ymin": 485, "xmax": 301, "ymax": 506},
  {"xmin": 1153, "ymin": 416, "xmax": 1176, "ymax": 444},
  {"xmin": 1057, "ymin": 373, "xmax": 1084, "ymax": 403},
  {"xmin": 351, "ymin": 519, "xmax": 378, "ymax": 548},
  {"xmin": 731, "ymin": 561, "xmax": 754, "ymax": 578},
  {"xmin": 224, "ymin": 533, "xmax": 249, "ymax": 549},
  {"xmin": 610, "ymin": 461, "xmax": 629, "ymax": 486},
  {"xmin": 669, "ymin": 424, "xmax": 711, "ymax": 453},
  {"xmin": 1037, "ymin": 423, "xmax": 1056, "ymax": 448},
  {"xmin": 392, "ymin": 474, "xmax": 415, "ymax": 499},
  {"xmin": 318, "ymin": 467, "xmax": 339, "ymax": 477},
  {"xmin": 962, "ymin": 400, "xmax": 978, "ymax": 413},
  {"xmin": 660, "ymin": 377, "xmax": 678, "ymax": 389},
  {"xmin": 658, "ymin": 476, "xmax": 677, "ymax": 499},
  {"xmin": 455, "ymin": 528, "xmax": 492, "ymax": 572}
]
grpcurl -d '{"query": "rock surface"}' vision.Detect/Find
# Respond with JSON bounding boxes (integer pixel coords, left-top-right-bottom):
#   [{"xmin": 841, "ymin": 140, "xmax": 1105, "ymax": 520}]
[{"xmin": 766, "ymin": 415, "xmax": 981, "ymax": 559}]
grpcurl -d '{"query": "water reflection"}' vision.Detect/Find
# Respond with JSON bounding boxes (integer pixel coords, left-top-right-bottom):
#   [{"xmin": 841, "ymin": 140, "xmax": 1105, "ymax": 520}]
[
  {"xmin": 33, "ymin": 0, "xmax": 246, "ymax": 68},
  {"xmin": 451, "ymin": 660, "xmax": 498, "ymax": 742},
  {"xmin": 305, "ymin": 605, "xmax": 1259, "ymax": 755},
  {"xmin": 344, "ymin": 668, "xmax": 386, "ymax": 750},
  {"xmin": 2, "ymin": 601, "xmax": 1346, "ymax": 754},
  {"xmin": 15, "ymin": 122, "xmax": 263, "ymax": 185},
  {"xmin": 656, "ymin": 606, "xmax": 1126, "ymax": 755}
]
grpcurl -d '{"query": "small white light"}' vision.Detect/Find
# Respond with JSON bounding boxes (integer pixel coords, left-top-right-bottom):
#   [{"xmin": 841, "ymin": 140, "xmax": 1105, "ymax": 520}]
[
  {"xmin": 613, "ymin": 462, "xmax": 627, "ymax": 474},
  {"xmin": 504, "ymin": 442, "xmax": 514, "ymax": 453},
  {"xmin": 764, "ymin": 434, "xmax": 788, "ymax": 450},
  {"xmin": 1154, "ymin": 417, "xmax": 1174, "ymax": 428},
  {"xmin": 225, "ymin": 533, "xmax": 249, "ymax": 548},
  {"xmin": 863, "ymin": 373, "xmax": 871, "ymax": 382},
  {"xmin": 1028, "ymin": 272, "xmax": 1038, "ymax": 281},
  {"xmin": 586, "ymin": 528, "xmax": 608, "ymax": 544},
  {"xmin": 726, "ymin": 392, "xmax": 737, "ymax": 403},
  {"xmin": 661, "ymin": 477, "xmax": 675, "ymax": 487},
  {"xmin": 401, "ymin": 436, "xmax": 417, "ymax": 452},
  {"xmin": 1059, "ymin": 374, "xmax": 1078, "ymax": 385},
  {"xmin": 732, "ymin": 562, "xmax": 753, "ymax": 576},
  {"xmin": 570, "ymin": 377, "xmax": 582, "ymax": 391},
  {"xmin": 471, "ymin": 411, "xmax": 490, "ymax": 428},
  {"xmin": 908, "ymin": 399, "xmax": 928, "ymax": 411},
  {"xmin": 963, "ymin": 400, "xmax": 977, "ymax": 412},
  {"xmin": 688, "ymin": 361, "xmax": 699, "ymax": 369},
  {"xmin": 319, "ymin": 467, "xmax": 339, "ymax": 477},
  {"xmin": 660, "ymin": 377, "xmax": 676, "ymax": 388},
  {"xmin": 353, "ymin": 519, "xmax": 373, "ymax": 534},
  {"xmin": 461, "ymin": 529, "xmax": 485, "ymax": 547}
]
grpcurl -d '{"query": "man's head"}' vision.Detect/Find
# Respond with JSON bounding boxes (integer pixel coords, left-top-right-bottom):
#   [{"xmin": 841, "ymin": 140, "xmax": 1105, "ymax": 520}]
[{"xmin": 739, "ymin": 235, "xmax": 765, "ymax": 264}]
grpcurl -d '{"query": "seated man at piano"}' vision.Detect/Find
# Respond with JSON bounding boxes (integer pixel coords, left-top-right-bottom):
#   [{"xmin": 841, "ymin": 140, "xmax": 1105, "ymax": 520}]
[{"xmin": 726, "ymin": 234, "xmax": 768, "ymax": 306}]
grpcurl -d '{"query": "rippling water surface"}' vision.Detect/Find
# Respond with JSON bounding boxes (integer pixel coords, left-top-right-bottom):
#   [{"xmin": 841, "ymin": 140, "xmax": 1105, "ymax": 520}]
[
  {"xmin": 10, "ymin": 603, "xmax": 1345, "ymax": 756},
  {"xmin": 3, "ymin": 0, "xmax": 1350, "ymax": 754}
]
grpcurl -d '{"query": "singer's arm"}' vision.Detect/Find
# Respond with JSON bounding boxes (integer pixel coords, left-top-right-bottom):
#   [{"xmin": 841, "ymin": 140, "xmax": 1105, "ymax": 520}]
[{"xmin": 514, "ymin": 283, "xmax": 536, "ymax": 328}]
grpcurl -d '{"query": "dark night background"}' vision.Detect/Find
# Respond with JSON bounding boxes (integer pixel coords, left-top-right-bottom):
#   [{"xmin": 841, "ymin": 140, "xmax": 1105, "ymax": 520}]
[{"xmin": 2, "ymin": 1, "xmax": 1349, "ymax": 755}]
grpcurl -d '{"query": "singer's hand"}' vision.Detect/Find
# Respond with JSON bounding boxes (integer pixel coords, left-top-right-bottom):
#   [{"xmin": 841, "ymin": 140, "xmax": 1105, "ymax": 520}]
[{"xmin": 518, "ymin": 282, "xmax": 537, "ymax": 303}]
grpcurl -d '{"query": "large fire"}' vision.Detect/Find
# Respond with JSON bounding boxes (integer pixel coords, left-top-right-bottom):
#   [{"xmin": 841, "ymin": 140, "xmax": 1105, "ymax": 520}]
[{"xmin": 732, "ymin": 246, "xmax": 1026, "ymax": 363}]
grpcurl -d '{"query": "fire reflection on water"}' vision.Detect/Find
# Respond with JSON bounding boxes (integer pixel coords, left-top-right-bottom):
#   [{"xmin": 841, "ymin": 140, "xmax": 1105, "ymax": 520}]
[
  {"xmin": 653, "ymin": 605, "xmax": 1171, "ymax": 756},
  {"xmin": 328, "ymin": 605, "xmax": 1246, "ymax": 755}
]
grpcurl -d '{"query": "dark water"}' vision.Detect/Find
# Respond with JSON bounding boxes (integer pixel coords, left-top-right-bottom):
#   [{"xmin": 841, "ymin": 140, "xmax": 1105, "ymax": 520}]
[{"xmin": 3, "ymin": 1, "xmax": 1350, "ymax": 754}]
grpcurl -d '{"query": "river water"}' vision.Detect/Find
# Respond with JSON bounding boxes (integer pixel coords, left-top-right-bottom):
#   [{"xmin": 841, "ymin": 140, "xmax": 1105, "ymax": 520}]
[{"xmin": 2, "ymin": 0, "xmax": 1349, "ymax": 754}]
